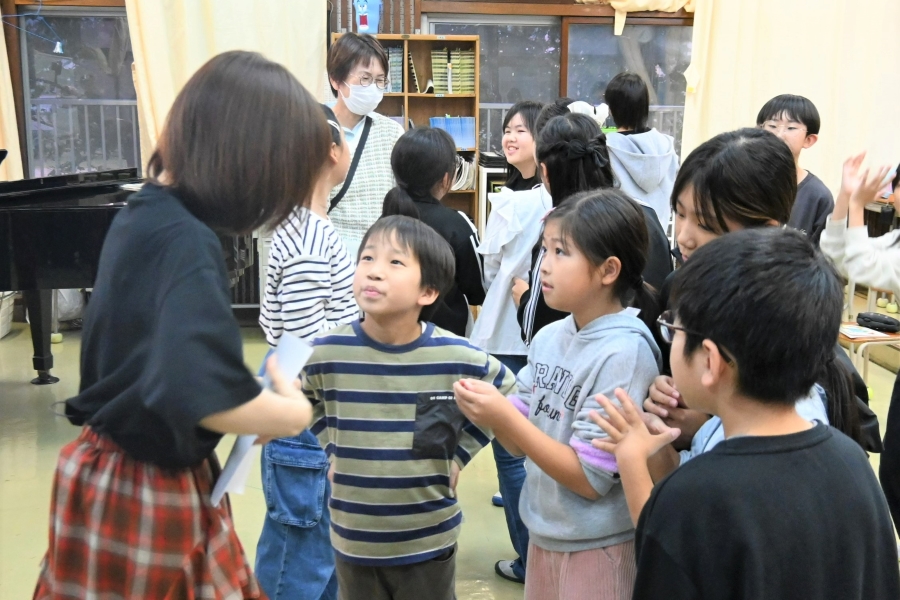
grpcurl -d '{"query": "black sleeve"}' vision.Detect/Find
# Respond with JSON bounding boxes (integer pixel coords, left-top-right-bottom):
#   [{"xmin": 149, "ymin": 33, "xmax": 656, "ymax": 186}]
[
  {"xmin": 809, "ymin": 193, "xmax": 835, "ymax": 246},
  {"xmin": 451, "ymin": 215, "xmax": 487, "ymax": 307},
  {"xmin": 641, "ymin": 205, "xmax": 674, "ymax": 291},
  {"xmin": 518, "ymin": 239, "xmax": 567, "ymax": 344},
  {"xmin": 140, "ymin": 256, "xmax": 262, "ymax": 436}
]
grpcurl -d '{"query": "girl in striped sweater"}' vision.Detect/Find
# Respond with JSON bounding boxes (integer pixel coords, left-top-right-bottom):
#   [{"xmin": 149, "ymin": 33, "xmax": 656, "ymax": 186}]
[{"xmin": 255, "ymin": 105, "xmax": 360, "ymax": 600}]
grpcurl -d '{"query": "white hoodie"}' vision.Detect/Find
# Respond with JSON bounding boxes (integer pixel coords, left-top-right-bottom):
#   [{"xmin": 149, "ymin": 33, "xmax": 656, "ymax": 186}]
[{"xmin": 607, "ymin": 129, "xmax": 679, "ymax": 232}]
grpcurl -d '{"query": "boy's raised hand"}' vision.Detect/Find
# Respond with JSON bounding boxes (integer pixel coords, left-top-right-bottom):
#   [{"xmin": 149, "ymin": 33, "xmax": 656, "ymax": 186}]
[
  {"xmin": 590, "ymin": 388, "xmax": 680, "ymax": 463},
  {"xmin": 453, "ymin": 379, "xmax": 513, "ymax": 428}
]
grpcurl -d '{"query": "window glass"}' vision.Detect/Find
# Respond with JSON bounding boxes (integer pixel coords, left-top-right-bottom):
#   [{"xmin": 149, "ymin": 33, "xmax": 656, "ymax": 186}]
[
  {"xmin": 432, "ymin": 21, "xmax": 561, "ymax": 152},
  {"xmin": 21, "ymin": 13, "xmax": 139, "ymax": 177},
  {"xmin": 567, "ymin": 24, "xmax": 692, "ymax": 153}
]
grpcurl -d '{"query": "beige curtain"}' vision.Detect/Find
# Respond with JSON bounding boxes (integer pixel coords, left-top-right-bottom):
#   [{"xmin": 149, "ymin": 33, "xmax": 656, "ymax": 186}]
[
  {"xmin": 0, "ymin": 23, "xmax": 23, "ymax": 181},
  {"xmin": 682, "ymin": 0, "xmax": 900, "ymax": 192},
  {"xmin": 125, "ymin": 0, "xmax": 327, "ymax": 169},
  {"xmin": 576, "ymin": 0, "xmax": 696, "ymax": 34}
]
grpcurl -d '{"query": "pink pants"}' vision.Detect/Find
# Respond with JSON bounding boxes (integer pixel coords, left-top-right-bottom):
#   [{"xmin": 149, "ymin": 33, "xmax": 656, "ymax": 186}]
[{"xmin": 524, "ymin": 540, "xmax": 636, "ymax": 600}]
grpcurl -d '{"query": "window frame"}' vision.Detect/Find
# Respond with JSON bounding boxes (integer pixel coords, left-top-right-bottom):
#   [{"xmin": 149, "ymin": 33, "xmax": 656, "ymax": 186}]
[
  {"xmin": 2, "ymin": 1, "xmax": 126, "ymax": 177},
  {"xmin": 15, "ymin": 4, "xmax": 133, "ymax": 177}
]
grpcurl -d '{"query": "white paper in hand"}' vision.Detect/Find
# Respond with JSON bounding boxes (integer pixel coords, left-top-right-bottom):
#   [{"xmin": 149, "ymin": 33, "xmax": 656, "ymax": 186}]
[{"xmin": 211, "ymin": 333, "xmax": 314, "ymax": 507}]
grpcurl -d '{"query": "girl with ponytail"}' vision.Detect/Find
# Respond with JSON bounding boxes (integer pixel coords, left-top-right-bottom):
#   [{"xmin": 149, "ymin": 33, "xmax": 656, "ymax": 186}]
[
  {"xmin": 381, "ymin": 127, "xmax": 484, "ymax": 336},
  {"xmin": 516, "ymin": 113, "xmax": 672, "ymax": 347},
  {"xmin": 454, "ymin": 188, "xmax": 663, "ymax": 599}
]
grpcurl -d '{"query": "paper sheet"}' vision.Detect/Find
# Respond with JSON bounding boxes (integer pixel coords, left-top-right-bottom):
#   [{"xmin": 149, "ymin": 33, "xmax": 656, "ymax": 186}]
[{"xmin": 211, "ymin": 333, "xmax": 314, "ymax": 506}]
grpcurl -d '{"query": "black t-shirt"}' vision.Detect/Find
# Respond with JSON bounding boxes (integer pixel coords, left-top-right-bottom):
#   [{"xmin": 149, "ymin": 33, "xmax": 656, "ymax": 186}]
[
  {"xmin": 789, "ymin": 172, "xmax": 834, "ymax": 245},
  {"xmin": 634, "ymin": 424, "xmax": 900, "ymax": 600},
  {"xmin": 505, "ymin": 170, "xmax": 541, "ymax": 192},
  {"xmin": 413, "ymin": 196, "xmax": 486, "ymax": 336},
  {"xmin": 65, "ymin": 184, "xmax": 262, "ymax": 469}
]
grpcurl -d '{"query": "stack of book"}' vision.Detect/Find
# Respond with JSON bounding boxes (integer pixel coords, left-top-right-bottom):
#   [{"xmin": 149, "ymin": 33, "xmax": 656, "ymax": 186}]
[
  {"xmin": 430, "ymin": 48, "xmax": 450, "ymax": 94},
  {"xmin": 450, "ymin": 48, "xmax": 476, "ymax": 94},
  {"xmin": 478, "ymin": 152, "xmax": 507, "ymax": 168},
  {"xmin": 387, "ymin": 47, "xmax": 404, "ymax": 93},
  {"xmin": 451, "ymin": 154, "xmax": 477, "ymax": 191}
]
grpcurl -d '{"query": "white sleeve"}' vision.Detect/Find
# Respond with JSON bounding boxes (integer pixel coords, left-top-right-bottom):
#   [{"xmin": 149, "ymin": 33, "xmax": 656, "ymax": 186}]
[
  {"xmin": 259, "ymin": 241, "xmax": 285, "ymax": 346},
  {"xmin": 820, "ymin": 218, "xmax": 848, "ymax": 276},
  {"xmin": 842, "ymin": 226, "xmax": 900, "ymax": 294}
]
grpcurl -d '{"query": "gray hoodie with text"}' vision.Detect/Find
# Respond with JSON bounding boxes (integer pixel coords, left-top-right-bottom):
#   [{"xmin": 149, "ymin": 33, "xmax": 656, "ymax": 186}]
[{"xmin": 509, "ymin": 311, "xmax": 661, "ymax": 552}]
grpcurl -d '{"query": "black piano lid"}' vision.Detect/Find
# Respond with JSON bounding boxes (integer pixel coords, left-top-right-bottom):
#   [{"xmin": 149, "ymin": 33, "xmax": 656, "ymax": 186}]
[{"xmin": 0, "ymin": 168, "xmax": 141, "ymax": 209}]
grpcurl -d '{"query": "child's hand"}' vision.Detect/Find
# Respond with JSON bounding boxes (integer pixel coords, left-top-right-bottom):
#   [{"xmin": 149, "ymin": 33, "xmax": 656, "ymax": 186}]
[
  {"xmin": 840, "ymin": 152, "xmax": 867, "ymax": 198},
  {"xmin": 511, "ymin": 277, "xmax": 529, "ymax": 308},
  {"xmin": 850, "ymin": 164, "xmax": 896, "ymax": 210},
  {"xmin": 589, "ymin": 388, "xmax": 680, "ymax": 463},
  {"xmin": 646, "ymin": 375, "xmax": 680, "ymax": 417},
  {"xmin": 453, "ymin": 379, "xmax": 514, "ymax": 429},
  {"xmin": 449, "ymin": 461, "xmax": 461, "ymax": 498}
]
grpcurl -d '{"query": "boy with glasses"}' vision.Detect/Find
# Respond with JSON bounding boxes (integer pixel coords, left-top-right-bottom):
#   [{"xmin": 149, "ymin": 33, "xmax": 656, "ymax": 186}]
[
  {"xmin": 590, "ymin": 228, "xmax": 899, "ymax": 600},
  {"xmin": 757, "ymin": 94, "xmax": 833, "ymax": 244}
]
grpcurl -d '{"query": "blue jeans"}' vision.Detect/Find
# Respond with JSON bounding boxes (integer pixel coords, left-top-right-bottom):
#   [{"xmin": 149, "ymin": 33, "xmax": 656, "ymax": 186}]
[
  {"xmin": 255, "ymin": 351, "xmax": 337, "ymax": 600},
  {"xmin": 255, "ymin": 431, "xmax": 337, "ymax": 600},
  {"xmin": 492, "ymin": 353, "xmax": 529, "ymax": 580}
]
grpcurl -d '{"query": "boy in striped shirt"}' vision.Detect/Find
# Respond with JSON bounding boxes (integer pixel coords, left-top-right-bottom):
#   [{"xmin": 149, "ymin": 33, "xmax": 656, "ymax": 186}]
[{"xmin": 305, "ymin": 215, "xmax": 517, "ymax": 600}]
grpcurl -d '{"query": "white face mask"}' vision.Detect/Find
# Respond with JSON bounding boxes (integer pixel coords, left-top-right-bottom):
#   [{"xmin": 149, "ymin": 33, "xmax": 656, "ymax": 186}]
[{"xmin": 340, "ymin": 83, "xmax": 384, "ymax": 116}]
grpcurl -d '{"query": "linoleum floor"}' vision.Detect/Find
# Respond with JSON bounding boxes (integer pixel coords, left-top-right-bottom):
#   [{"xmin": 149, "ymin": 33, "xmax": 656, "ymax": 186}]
[{"xmin": 0, "ymin": 321, "xmax": 895, "ymax": 599}]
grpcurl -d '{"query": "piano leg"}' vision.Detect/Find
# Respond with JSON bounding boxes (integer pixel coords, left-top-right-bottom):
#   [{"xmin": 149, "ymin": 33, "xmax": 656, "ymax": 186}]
[{"xmin": 24, "ymin": 289, "xmax": 60, "ymax": 385}]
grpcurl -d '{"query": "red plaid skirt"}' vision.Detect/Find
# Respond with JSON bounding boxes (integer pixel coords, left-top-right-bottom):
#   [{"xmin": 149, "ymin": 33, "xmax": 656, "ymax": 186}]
[{"xmin": 34, "ymin": 427, "xmax": 266, "ymax": 599}]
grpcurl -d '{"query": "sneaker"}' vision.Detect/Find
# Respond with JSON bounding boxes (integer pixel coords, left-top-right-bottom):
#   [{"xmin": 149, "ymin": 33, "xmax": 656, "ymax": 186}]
[
  {"xmin": 494, "ymin": 559, "xmax": 525, "ymax": 584},
  {"xmin": 491, "ymin": 492, "xmax": 504, "ymax": 507}
]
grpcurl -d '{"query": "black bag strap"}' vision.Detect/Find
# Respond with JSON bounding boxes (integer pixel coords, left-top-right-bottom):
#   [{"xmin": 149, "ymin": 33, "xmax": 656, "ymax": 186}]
[{"xmin": 329, "ymin": 116, "xmax": 373, "ymax": 214}]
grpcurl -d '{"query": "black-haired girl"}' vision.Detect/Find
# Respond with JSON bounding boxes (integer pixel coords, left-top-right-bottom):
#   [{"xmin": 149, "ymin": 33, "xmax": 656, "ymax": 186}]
[
  {"xmin": 381, "ymin": 127, "xmax": 484, "ymax": 336},
  {"xmin": 646, "ymin": 129, "xmax": 865, "ymax": 461},
  {"xmin": 502, "ymin": 100, "xmax": 544, "ymax": 191},
  {"xmin": 456, "ymin": 189, "xmax": 663, "ymax": 600},
  {"xmin": 516, "ymin": 112, "xmax": 672, "ymax": 347}
]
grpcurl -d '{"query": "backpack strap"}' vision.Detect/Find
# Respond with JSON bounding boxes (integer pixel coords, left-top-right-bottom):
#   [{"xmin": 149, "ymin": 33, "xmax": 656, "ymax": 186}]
[{"xmin": 328, "ymin": 116, "xmax": 373, "ymax": 214}]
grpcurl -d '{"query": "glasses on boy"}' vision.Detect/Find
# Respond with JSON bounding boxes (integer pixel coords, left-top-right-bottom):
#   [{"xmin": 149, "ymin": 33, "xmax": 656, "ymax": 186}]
[
  {"xmin": 657, "ymin": 310, "xmax": 736, "ymax": 365},
  {"xmin": 760, "ymin": 121, "xmax": 807, "ymax": 136}
]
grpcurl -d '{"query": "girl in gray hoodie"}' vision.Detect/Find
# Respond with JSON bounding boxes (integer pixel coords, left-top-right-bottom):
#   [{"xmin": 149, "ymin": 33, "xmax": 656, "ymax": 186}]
[{"xmin": 455, "ymin": 189, "xmax": 662, "ymax": 600}]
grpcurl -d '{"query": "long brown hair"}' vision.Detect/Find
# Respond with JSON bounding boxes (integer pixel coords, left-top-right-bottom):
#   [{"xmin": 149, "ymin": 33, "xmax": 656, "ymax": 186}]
[{"xmin": 148, "ymin": 51, "xmax": 331, "ymax": 234}]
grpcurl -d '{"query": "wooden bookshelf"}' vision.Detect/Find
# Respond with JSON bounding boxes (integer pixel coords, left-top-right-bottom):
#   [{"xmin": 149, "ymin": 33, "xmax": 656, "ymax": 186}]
[{"xmin": 332, "ymin": 33, "xmax": 481, "ymax": 223}]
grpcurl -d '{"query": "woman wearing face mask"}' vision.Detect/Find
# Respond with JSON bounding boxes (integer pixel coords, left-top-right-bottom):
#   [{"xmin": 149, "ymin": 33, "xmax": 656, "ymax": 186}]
[{"xmin": 327, "ymin": 33, "xmax": 404, "ymax": 256}]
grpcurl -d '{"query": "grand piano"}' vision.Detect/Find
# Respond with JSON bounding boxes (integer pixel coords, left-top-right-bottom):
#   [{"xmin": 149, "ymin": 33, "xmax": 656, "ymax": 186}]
[{"xmin": 0, "ymin": 166, "xmax": 254, "ymax": 384}]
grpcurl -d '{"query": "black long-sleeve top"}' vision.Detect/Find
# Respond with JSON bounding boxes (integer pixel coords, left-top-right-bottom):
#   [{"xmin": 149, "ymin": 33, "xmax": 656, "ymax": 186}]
[{"xmin": 413, "ymin": 196, "xmax": 485, "ymax": 336}]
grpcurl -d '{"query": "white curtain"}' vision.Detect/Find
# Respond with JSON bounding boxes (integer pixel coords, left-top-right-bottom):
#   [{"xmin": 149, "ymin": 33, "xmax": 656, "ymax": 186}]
[
  {"xmin": 0, "ymin": 22, "xmax": 23, "ymax": 181},
  {"xmin": 125, "ymin": 0, "xmax": 327, "ymax": 167},
  {"xmin": 682, "ymin": 0, "xmax": 900, "ymax": 192}
]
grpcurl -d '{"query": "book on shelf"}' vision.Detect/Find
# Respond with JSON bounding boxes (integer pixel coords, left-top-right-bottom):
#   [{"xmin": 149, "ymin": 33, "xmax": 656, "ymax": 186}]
[
  {"xmin": 408, "ymin": 52, "xmax": 421, "ymax": 93},
  {"xmin": 387, "ymin": 46, "xmax": 404, "ymax": 93}
]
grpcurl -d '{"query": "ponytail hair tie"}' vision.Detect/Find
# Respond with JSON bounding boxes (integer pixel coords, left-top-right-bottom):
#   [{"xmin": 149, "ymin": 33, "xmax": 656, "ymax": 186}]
[
  {"xmin": 634, "ymin": 275, "xmax": 645, "ymax": 290},
  {"xmin": 565, "ymin": 138, "xmax": 610, "ymax": 170}
]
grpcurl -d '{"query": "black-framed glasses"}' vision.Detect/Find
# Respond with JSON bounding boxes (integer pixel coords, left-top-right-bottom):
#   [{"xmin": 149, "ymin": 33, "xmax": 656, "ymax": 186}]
[
  {"xmin": 656, "ymin": 310, "xmax": 735, "ymax": 364},
  {"xmin": 347, "ymin": 72, "xmax": 391, "ymax": 90}
]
